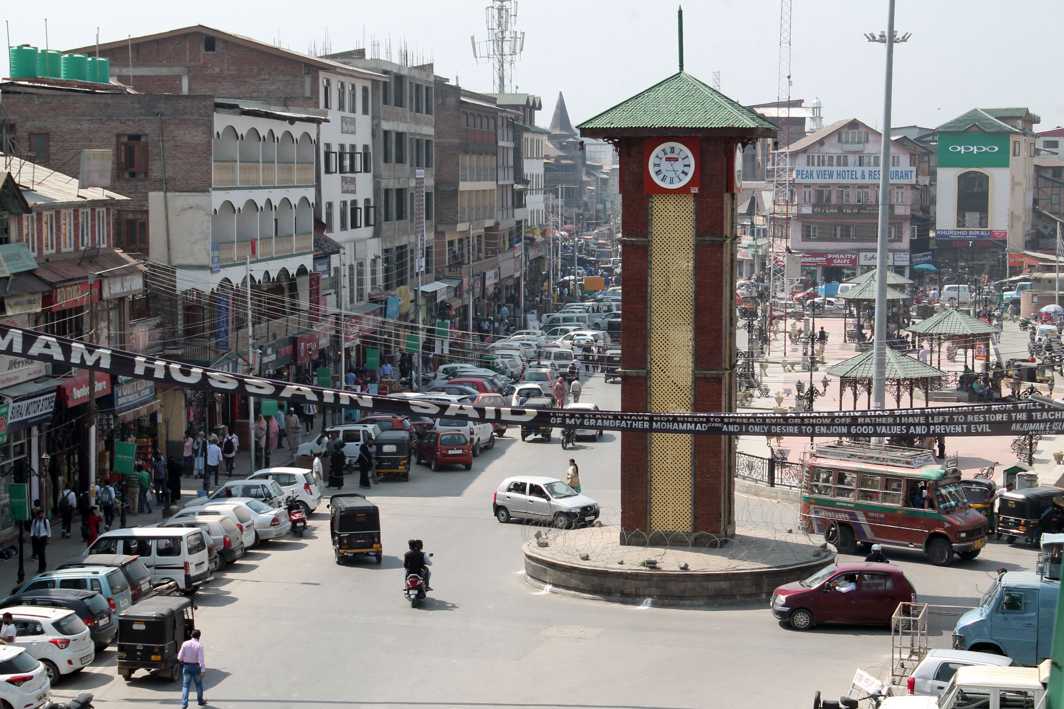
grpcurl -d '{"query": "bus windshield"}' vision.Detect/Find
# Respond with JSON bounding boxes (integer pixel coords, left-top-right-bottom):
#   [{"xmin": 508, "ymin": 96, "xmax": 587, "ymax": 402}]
[{"xmin": 934, "ymin": 482, "xmax": 969, "ymax": 514}]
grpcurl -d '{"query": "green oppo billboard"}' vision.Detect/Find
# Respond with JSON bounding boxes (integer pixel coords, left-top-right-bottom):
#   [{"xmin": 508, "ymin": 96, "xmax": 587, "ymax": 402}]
[{"xmin": 937, "ymin": 132, "xmax": 1011, "ymax": 168}]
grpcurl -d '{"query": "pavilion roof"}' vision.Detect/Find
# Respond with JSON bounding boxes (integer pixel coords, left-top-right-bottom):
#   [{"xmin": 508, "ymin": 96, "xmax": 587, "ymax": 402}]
[
  {"xmin": 826, "ymin": 348, "xmax": 947, "ymax": 381},
  {"xmin": 907, "ymin": 308, "xmax": 998, "ymax": 336}
]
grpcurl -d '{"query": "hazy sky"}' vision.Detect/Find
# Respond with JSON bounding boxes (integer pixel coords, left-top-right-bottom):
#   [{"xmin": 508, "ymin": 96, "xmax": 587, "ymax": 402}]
[{"xmin": 3, "ymin": 0, "xmax": 1062, "ymax": 132}]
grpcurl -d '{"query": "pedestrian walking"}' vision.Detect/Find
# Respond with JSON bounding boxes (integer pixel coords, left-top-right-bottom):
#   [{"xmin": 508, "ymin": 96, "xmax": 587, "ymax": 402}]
[
  {"xmin": 302, "ymin": 402, "xmax": 317, "ymax": 433},
  {"xmin": 285, "ymin": 409, "xmax": 302, "ymax": 450},
  {"xmin": 268, "ymin": 415, "xmax": 279, "ymax": 454},
  {"xmin": 570, "ymin": 377, "xmax": 583, "ymax": 404},
  {"xmin": 98, "ymin": 480, "xmax": 116, "ymax": 531},
  {"xmin": 273, "ymin": 408, "xmax": 287, "ymax": 449},
  {"xmin": 312, "ymin": 453, "xmax": 324, "ymax": 488},
  {"xmin": 328, "ymin": 433, "xmax": 345, "ymax": 489},
  {"xmin": 137, "ymin": 463, "xmax": 153, "ymax": 514},
  {"xmin": 357, "ymin": 443, "xmax": 373, "ymax": 489},
  {"xmin": 58, "ymin": 484, "xmax": 76, "ymax": 538},
  {"xmin": 552, "ymin": 376, "xmax": 567, "ymax": 408},
  {"xmin": 565, "ymin": 458, "xmax": 581, "ymax": 493},
  {"xmin": 255, "ymin": 415, "xmax": 268, "ymax": 468},
  {"xmin": 152, "ymin": 451, "xmax": 168, "ymax": 506},
  {"xmin": 183, "ymin": 433, "xmax": 194, "ymax": 476},
  {"xmin": 85, "ymin": 506, "xmax": 101, "ymax": 545},
  {"xmin": 177, "ymin": 629, "xmax": 207, "ymax": 707},
  {"xmin": 221, "ymin": 429, "xmax": 238, "ymax": 477},
  {"xmin": 193, "ymin": 433, "xmax": 206, "ymax": 479},
  {"xmin": 205, "ymin": 436, "xmax": 222, "ymax": 488},
  {"xmin": 29, "ymin": 509, "xmax": 50, "ymax": 573}
]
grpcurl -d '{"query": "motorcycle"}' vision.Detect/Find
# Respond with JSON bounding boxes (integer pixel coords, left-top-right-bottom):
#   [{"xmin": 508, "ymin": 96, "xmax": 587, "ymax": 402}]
[
  {"xmin": 560, "ymin": 427, "xmax": 576, "ymax": 450},
  {"xmin": 812, "ymin": 690, "xmax": 887, "ymax": 709},
  {"xmin": 46, "ymin": 694, "xmax": 95, "ymax": 709},
  {"xmin": 1019, "ymin": 318, "xmax": 1032, "ymax": 331},
  {"xmin": 287, "ymin": 499, "xmax": 307, "ymax": 538},
  {"xmin": 404, "ymin": 572, "xmax": 427, "ymax": 607}
]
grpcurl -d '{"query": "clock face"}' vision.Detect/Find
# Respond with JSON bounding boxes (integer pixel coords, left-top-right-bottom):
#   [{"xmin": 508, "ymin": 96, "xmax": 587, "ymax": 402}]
[{"xmin": 648, "ymin": 141, "xmax": 696, "ymax": 189}]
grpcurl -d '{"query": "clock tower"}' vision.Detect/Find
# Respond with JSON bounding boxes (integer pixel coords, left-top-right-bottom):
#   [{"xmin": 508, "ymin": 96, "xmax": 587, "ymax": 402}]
[{"xmin": 577, "ymin": 23, "xmax": 775, "ymax": 543}]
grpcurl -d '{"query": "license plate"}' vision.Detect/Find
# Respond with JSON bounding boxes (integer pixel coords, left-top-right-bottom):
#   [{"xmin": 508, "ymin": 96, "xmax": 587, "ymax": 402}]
[
  {"xmin": 80, "ymin": 654, "xmax": 93, "ymax": 664},
  {"xmin": 97, "ymin": 617, "xmax": 109, "ymax": 627},
  {"xmin": 448, "ymin": 449, "xmax": 463, "ymax": 454}
]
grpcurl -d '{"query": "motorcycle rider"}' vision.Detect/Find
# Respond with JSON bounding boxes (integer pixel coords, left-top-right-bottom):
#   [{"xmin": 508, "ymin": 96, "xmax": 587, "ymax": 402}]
[
  {"xmin": 864, "ymin": 544, "xmax": 888, "ymax": 563},
  {"xmin": 403, "ymin": 539, "xmax": 432, "ymax": 591}
]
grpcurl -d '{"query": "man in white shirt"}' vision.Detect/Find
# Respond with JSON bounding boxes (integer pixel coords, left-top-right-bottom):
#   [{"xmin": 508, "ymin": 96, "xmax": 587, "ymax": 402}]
[
  {"xmin": 205, "ymin": 436, "xmax": 223, "ymax": 488},
  {"xmin": 30, "ymin": 509, "xmax": 50, "ymax": 572},
  {"xmin": 0, "ymin": 613, "xmax": 16, "ymax": 644}
]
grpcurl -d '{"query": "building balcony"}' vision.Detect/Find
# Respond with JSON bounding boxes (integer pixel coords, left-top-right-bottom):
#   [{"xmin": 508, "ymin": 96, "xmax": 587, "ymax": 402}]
[
  {"xmin": 213, "ymin": 161, "xmax": 314, "ymax": 189},
  {"xmin": 214, "ymin": 233, "xmax": 314, "ymax": 267}
]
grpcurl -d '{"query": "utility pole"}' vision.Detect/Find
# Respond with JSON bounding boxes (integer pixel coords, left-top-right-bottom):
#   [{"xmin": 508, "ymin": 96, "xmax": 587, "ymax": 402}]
[
  {"xmin": 519, "ymin": 217, "xmax": 525, "ymax": 328},
  {"xmin": 246, "ymin": 255, "xmax": 255, "ymax": 475},
  {"xmin": 467, "ymin": 223, "xmax": 474, "ymax": 335},
  {"xmin": 867, "ymin": 0, "xmax": 911, "ymax": 412},
  {"xmin": 86, "ymin": 273, "xmax": 98, "ymax": 508},
  {"xmin": 337, "ymin": 249, "xmax": 346, "ymax": 426},
  {"xmin": 1056, "ymin": 221, "xmax": 1062, "ymax": 306}
]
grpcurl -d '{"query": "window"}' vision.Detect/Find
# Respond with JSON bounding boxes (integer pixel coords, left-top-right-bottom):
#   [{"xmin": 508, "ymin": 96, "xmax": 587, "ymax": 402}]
[
  {"xmin": 801, "ymin": 223, "xmax": 819, "ymax": 241},
  {"xmin": 119, "ymin": 213, "xmax": 148, "ymax": 254},
  {"xmin": 933, "ymin": 663, "xmax": 966, "ymax": 684},
  {"xmin": 203, "ymin": 35, "xmax": 216, "ymax": 52},
  {"xmin": 857, "ymin": 474, "xmax": 882, "ymax": 502},
  {"xmin": 340, "ymin": 200, "xmax": 348, "ymax": 230},
  {"xmin": 14, "ymin": 621, "xmax": 44, "ymax": 636},
  {"xmin": 425, "ymin": 139, "xmax": 433, "ymax": 168},
  {"xmin": 382, "ymin": 78, "xmax": 391, "ymax": 106},
  {"xmin": 324, "ymin": 143, "xmax": 336, "ymax": 174},
  {"xmin": 528, "ymin": 484, "xmax": 548, "ymax": 500},
  {"xmin": 1046, "ymin": 140, "xmax": 1060, "ymax": 150},
  {"xmin": 395, "ymin": 132, "xmax": 406, "ymax": 164},
  {"xmin": 362, "ymin": 144, "xmax": 371, "ymax": 172},
  {"xmin": 383, "ymin": 131, "xmax": 392, "ymax": 163},
  {"xmin": 95, "ymin": 207, "xmax": 106, "ymax": 245},
  {"xmin": 858, "ymin": 573, "xmax": 893, "ymax": 592},
  {"xmin": 156, "ymin": 538, "xmax": 180, "ymax": 557},
  {"xmin": 414, "ymin": 138, "xmax": 422, "ymax": 167},
  {"xmin": 364, "ymin": 198, "xmax": 374, "ymax": 227},
  {"xmin": 840, "ymin": 129, "xmax": 868, "ymax": 144},
  {"xmin": 338, "ymin": 149, "xmax": 348, "ymax": 174},
  {"xmin": 506, "ymin": 481, "xmax": 527, "ymax": 495},
  {"xmin": 350, "ymin": 201, "xmax": 361, "ymax": 229},
  {"xmin": 349, "ymin": 85, "xmax": 357, "ymax": 113},
  {"xmin": 425, "ymin": 86, "xmax": 433, "ymax": 114},
  {"xmin": 322, "ymin": 78, "xmax": 332, "ymax": 109},
  {"xmin": 396, "ymin": 188, "xmax": 408, "ymax": 220},
  {"xmin": 1013, "ymin": 140, "xmax": 1020, "ymax": 157},
  {"xmin": 882, "ymin": 477, "xmax": 903, "ymax": 505},
  {"xmin": 392, "ymin": 74, "xmax": 405, "ymax": 107},
  {"xmin": 28, "ymin": 133, "xmax": 49, "ymax": 162},
  {"xmin": 370, "ymin": 255, "xmax": 380, "ymax": 291},
  {"xmin": 337, "ymin": 81, "xmax": 346, "ymax": 111},
  {"xmin": 325, "ymin": 201, "xmax": 334, "ymax": 232},
  {"xmin": 75, "ymin": 209, "xmax": 89, "ymax": 249},
  {"xmin": 1002, "ymin": 590, "xmax": 1026, "ymax": 612},
  {"xmin": 415, "ymin": 84, "xmax": 423, "ymax": 113},
  {"xmin": 59, "ymin": 211, "xmax": 73, "ymax": 251},
  {"xmin": 117, "ymin": 134, "xmax": 148, "ymax": 179},
  {"xmin": 361, "ymin": 86, "xmax": 369, "ymax": 115},
  {"xmin": 425, "ymin": 192, "xmax": 434, "ymax": 221},
  {"xmin": 356, "ymin": 261, "xmax": 366, "ymax": 302},
  {"xmin": 382, "ymin": 189, "xmax": 393, "ymax": 222},
  {"xmin": 956, "ymin": 171, "xmax": 989, "ymax": 228},
  {"xmin": 43, "ymin": 212, "xmax": 56, "ymax": 254}
]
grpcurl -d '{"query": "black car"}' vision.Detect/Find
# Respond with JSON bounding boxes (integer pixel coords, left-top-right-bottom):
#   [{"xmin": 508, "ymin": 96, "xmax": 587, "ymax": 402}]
[
  {"xmin": 997, "ymin": 485, "xmax": 1064, "ymax": 545},
  {"xmin": 0, "ymin": 588, "xmax": 115, "ymax": 651},
  {"xmin": 60, "ymin": 554, "xmax": 154, "ymax": 603}
]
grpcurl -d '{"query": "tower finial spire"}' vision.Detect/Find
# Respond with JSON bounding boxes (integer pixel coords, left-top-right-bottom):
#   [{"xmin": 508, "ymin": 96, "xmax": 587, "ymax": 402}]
[{"xmin": 677, "ymin": 5, "xmax": 684, "ymax": 72}]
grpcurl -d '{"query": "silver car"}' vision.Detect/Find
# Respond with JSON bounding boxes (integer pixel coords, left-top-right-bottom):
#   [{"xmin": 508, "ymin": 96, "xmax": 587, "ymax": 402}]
[
  {"xmin": 492, "ymin": 476, "xmax": 599, "ymax": 528},
  {"xmin": 209, "ymin": 497, "xmax": 291, "ymax": 541}
]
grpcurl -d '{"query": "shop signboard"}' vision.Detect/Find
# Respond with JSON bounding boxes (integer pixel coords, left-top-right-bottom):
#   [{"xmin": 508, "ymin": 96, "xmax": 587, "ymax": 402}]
[
  {"xmin": 912, "ymin": 251, "xmax": 934, "ymax": 266},
  {"xmin": 892, "ymin": 252, "xmax": 910, "ymax": 266},
  {"xmin": 260, "ymin": 400, "xmax": 279, "ymax": 417},
  {"xmin": 0, "ymin": 403, "xmax": 7, "ymax": 445},
  {"xmin": 3, "ymin": 293, "xmax": 41, "ymax": 316},
  {"xmin": 308, "ymin": 272, "xmax": 321, "ymax": 323},
  {"xmin": 113, "ymin": 441, "xmax": 136, "ymax": 476},
  {"xmin": 0, "ymin": 316, "xmax": 50, "ymax": 390},
  {"xmin": 214, "ymin": 292, "xmax": 230, "ymax": 352},
  {"xmin": 937, "ymin": 133, "xmax": 1011, "ymax": 168},
  {"xmin": 296, "ymin": 334, "xmax": 318, "ymax": 365},
  {"xmin": 259, "ymin": 338, "xmax": 293, "ymax": 370},
  {"xmin": 365, "ymin": 347, "xmax": 380, "ymax": 371},
  {"xmin": 8, "ymin": 483, "xmax": 28, "ymax": 522},
  {"xmin": 800, "ymin": 253, "xmax": 858, "ymax": 268},
  {"xmin": 48, "ymin": 282, "xmax": 94, "ymax": 311},
  {"xmin": 316, "ymin": 367, "xmax": 332, "ymax": 388},
  {"xmin": 102, "ymin": 272, "xmax": 143, "ymax": 300},
  {"xmin": 793, "ymin": 166, "xmax": 915, "ymax": 184},
  {"xmin": 6, "ymin": 391, "xmax": 55, "ymax": 428},
  {"xmin": 934, "ymin": 229, "xmax": 1007, "ymax": 241},
  {"xmin": 210, "ymin": 245, "xmax": 221, "ymax": 274},
  {"xmin": 62, "ymin": 371, "xmax": 112, "ymax": 406},
  {"xmin": 114, "ymin": 375, "xmax": 155, "ymax": 413},
  {"xmin": 405, "ymin": 333, "xmax": 420, "ymax": 354}
]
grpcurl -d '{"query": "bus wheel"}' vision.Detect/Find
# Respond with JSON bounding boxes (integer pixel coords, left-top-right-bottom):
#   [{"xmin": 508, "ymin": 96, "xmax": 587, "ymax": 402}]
[
  {"xmin": 826, "ymin": 523, "xmax": 857, "ymax": 554},
  {"xmin": 926, "ymin": 536, "xmax": 953, "ymax": 566}
]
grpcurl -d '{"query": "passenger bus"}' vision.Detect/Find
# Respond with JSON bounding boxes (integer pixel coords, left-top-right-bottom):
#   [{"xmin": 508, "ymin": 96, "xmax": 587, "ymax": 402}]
[{"xmin": 799, "ymin": 442, "xmax": 988, "ymax": 566}]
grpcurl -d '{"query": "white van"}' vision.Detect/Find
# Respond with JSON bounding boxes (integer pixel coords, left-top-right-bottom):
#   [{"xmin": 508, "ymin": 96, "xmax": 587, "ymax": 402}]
[
  {"xmin": 542, "ymin": 312, "xmax": 597, "ymax": 331},
  {"xmin": 538, "ymin": 347, "xmax": 576, "ymax": 371},
  {"xmin": 86, "ymin": 528, "xmax": 212, "ymax": 591},
  {"xmin": 941, "ymin": 284, "xmax": 972, "ymax": 305}
]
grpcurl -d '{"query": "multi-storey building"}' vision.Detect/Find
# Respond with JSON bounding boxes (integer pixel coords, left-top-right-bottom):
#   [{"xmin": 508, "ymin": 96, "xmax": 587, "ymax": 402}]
[
  {"xmin": 326, "ymin": 51, "xmax": 435, "ymax": 313},
  {"xmin": 775, "ymin": 118, "xmax": 918, "ymax": 284},
  {"xmin": 544, "ymin": 92, "xmax": 585, "ymax": 229},
  {"xmin": 933, "ymin": 107, "xmax": 1039, "ymax": 280},
  {"xmin": 497, "ymin": 94, "xmax": 545, "ymax": 231}
]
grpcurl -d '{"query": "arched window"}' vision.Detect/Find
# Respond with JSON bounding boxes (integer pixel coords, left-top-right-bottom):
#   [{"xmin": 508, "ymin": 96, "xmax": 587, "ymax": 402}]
[{"xmin": 956, "ymin": 171, "xmax": 989, "ymax": 228}]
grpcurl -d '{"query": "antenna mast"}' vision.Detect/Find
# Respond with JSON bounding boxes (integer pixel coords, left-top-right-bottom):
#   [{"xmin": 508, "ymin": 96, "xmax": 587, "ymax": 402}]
[
  {"xmin": 470, "ymin": 0, "xmax": 525, "ymax": 94},
  {"xmin": 768, "ymin": 0, "xmax": 794, "ymax": 310}
]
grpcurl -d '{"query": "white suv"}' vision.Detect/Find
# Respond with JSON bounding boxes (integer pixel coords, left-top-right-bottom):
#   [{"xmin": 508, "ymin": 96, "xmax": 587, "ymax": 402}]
[
  {"xmin": 249, "ymin": 467, "xmax": 322, "ymax": 515},
  {"xmin": 4, "ymin": 606, "xmax": 95, "ymax": 684},
  {"xmin": 435, "ymin": 418, "xmax": 495, "ymax": 457},
  {"xmin": 0, "ymin": 645, "xmax": 49, "ymax": 709}
]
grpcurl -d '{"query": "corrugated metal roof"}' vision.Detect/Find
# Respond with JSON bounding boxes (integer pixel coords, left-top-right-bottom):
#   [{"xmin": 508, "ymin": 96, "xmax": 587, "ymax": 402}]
[
  {"xmin": 827, "ymin": 348, "xmax": 946, "ymax": 381},
  {"xmin": 838, "ymin": 280, "xmax": 909, "ymax": 301},
  {"xmin": 3, "ymin": 154, "xmax": 128, "ymax": 206},
  {"xmin": 783, "ymin": 118, "xmax": 855, "ymax": 153},
  {"xmin": 847, "ymin": 268, "xmax": 913, "ymax": 287},
  {"xmin": 907, "ymin": 309, "xmax": 998, "ymax": 337},
  {"xmin": 33, "ymin": 250, "xmax": 139, "ymax": 285},
  {"xmin": 577, "ymin": 72, "xmax": 776, "ymax": 133},
  {"xmin": 936, "ymin": 108, "xmax": 1019, "ymax": 134}
]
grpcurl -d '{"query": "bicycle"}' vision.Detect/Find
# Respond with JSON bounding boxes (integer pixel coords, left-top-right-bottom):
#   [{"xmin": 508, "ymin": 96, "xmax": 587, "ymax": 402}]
[{"xmin": 975, "ymin": 461, "xmax": 998, "ymax": 481}]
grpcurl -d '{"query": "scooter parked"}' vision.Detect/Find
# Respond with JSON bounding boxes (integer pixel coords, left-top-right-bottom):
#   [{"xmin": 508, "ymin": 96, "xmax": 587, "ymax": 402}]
[{"xmin": 287, "ymin": 499, "xmax": 307, "ymax": 537}]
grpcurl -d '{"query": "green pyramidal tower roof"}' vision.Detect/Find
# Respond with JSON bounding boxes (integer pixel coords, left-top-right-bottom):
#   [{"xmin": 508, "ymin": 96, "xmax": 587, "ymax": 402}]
[{"xmin": 578, "ymin": 71, "xmax": 777, "ymax": 139}]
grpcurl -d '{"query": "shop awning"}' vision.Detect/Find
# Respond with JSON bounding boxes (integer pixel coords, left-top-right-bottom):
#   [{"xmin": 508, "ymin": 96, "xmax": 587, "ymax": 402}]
[
  {"xmin": 32, "ymin": 250, "xmax": 139, "ymax": 286},
  {"xmin": 0, "ymin": 376, "xmax": 62, "ymax": 429},
  {"xmin": 417, "ymin": 281, "xmax": 449, "ymax": 294}
]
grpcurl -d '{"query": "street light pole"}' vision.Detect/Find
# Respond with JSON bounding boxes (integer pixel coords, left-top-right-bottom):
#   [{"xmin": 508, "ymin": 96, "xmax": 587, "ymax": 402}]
[{"xmin": 867, "ymin": 1, "xmax": 911, "ymax": 412}]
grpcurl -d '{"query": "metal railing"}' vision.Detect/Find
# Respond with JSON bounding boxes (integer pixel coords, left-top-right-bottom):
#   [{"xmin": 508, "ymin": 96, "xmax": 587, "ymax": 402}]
[{"xmin": 735, "ymin": 451, "xmax": 803, "ymax": 490}]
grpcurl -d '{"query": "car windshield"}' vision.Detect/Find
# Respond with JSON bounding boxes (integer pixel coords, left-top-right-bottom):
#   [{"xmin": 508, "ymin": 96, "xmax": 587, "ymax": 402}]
[
  {"xmin": 525, "ymin": 371, "xmax": 548, "ymax": 381},
  {"xmin": 980, "ymin": 579, "xmax": 1000, "ymax": 608},
  {"xmin": 544, "ymin": 481, "xmax": 578, "ymax": 499},
  {"xmin": 799, "ymin": 565, "xmax": 838, "ymax": 589},
  {"xmin": 934, "ymin": 482, "xmax": 969, "ymax": 514},
  {"xmin": 54, "ymin": 613, "xmax": 87, "ymax": 636},
  {"xmin": 961, "ymin": 484, "xmax": 993, "ymax": 504}
]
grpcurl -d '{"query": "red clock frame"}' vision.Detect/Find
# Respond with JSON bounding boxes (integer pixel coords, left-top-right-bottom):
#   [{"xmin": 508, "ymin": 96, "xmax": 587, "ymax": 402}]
[{"xmin": 643, "ymin": 136, "xmax": 702, "ymax": 195}]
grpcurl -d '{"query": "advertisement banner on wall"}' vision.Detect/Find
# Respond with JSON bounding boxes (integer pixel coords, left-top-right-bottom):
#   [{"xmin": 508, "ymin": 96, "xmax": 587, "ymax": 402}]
[
  {"xmin": 933, "ymin": 229, "xmax": 1007, "ymax": 241},
  {"xmin": 793, "ymin": 166, "xmax": 916, "ymax": 184},
  {"xmin": 800, "ymin": 253, "xmax": 858, "ymax": 268},
  {"xmin": 937, "ymin": 133, "xmax": 1011, "ymax": 168},
  {"xmin": 912, "ymin": 251, "xmax": 934, "ymax": 266}
]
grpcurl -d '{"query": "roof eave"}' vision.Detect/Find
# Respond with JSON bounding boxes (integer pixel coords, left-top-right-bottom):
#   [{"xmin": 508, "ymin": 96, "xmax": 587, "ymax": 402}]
[{"xmin": 579, "ymin": 126, "xmax": 776, "ymax": 140}]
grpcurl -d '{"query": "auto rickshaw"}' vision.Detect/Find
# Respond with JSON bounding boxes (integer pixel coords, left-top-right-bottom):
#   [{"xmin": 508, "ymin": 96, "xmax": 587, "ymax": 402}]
[
  {"xmin": 602, "ymin": 349, "xmax": 621, "ymax": 383},
  {"xmin": 373, "ymin": 429, "xmax": 413, "ymax": 481},
  {"xmin": 329, "ymin": 493, "xmax": 382, "ymax": 564},
  {"xmin": 997, "ymin": 486, "xmax": 1064, "ymax": 546},
  {"xmin": 116, "ymin": 595, "xmax": 195, "ymax": 682},
  {"xmin": 958, "ymin": 478, "xmax": 997, "ymax": 528},
  {"xmin": 519, "ymin": 401, "xmax": 553, "ymax": 442}
]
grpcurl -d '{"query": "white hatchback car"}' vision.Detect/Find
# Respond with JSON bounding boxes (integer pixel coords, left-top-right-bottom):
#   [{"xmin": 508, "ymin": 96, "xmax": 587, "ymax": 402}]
[
  {"xmin": 4, "ymin": 606, "xmax": 94, "ymax": 685},
  {"xmin": 905, "ymin": 649, "xmax": 1012, "ymax": 697},
  {"xmin": 171, "ymin": 503, "xmax": 257, "ymax": 550},
  {"xmin": 249, "ymin": 467, "xmax": 322, "ymax": 515},
  {"xmin": 209, "ymin": 497, "xmax": 291, "ymax": 541},
  {"xmin": 0, "ymin": 645, "xmax": 49, "ymax": 709}
]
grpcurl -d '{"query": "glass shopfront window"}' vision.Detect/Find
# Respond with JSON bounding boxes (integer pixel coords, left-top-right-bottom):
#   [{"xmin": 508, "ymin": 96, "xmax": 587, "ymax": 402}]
[{"xmin": 0, "ymin": 429, "xmax": 29, "ymax": 535}]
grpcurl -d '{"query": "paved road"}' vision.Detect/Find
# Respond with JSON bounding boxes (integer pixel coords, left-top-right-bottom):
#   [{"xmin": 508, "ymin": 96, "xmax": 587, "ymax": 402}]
[{"xmin": 47, "ymin": 376, "xmax": 1039, "ymax": 709}]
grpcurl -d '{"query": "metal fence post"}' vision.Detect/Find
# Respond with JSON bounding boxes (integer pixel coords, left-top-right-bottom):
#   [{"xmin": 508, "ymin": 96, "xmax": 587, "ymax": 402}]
[{"xmin": 768, "ymin": 456, "xmax": 776, "ymax": 488}]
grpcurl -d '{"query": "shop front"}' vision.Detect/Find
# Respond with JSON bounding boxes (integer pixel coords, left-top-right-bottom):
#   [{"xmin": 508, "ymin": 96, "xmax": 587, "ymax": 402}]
[
  {"xmin": 108, "ymin": 375, "xmax": 160, "ymax": 469},
  {"xmin": 52, "ymin": 370, "xmax": 111, "ymax": 498},
  {"xmin": 0, "ymin": 376, "xmax": 58, "ymax": 532},
  {"xmin": 799, "ymin": 252, "xmax": 858, "ymax": 286}
]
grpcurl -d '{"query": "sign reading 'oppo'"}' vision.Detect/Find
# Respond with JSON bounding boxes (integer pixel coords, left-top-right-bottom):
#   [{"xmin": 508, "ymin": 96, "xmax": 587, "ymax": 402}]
[{"xmin": 937, "ymin": 132, "xmax": 1011, "ymax": 168}]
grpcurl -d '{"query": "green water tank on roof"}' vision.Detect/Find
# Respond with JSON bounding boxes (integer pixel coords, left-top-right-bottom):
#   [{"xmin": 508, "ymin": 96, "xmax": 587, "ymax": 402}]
[
  {"xmin": 37, "ymin": 49, "xmax": 62, "ymax": 78},
  {"xmin": 95, "ymin": 57, "xmax": 110, "ymax": 83},
  {"xmin": 60, "ymin": 53, "xmax": 88, "ymax": 81},
  {"xmin": 9, "ymin": 45, "xmax": 38, "ymax": 79},
  {"xmin": 86, "ymin": 57, "xmax": 101, "ymax": 83}
]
